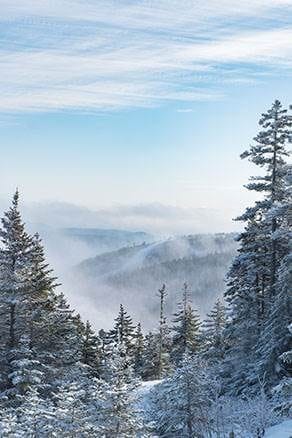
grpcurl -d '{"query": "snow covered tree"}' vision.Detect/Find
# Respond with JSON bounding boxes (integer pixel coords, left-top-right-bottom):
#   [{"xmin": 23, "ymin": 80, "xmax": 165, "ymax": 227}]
[
  {"xmin": 157, "ymin": 284, "xmax": 171, "ymax": 378},
  {"xmin": 171, "ymin": 283, "xmax": 201, "ymax": 366},
  {"xmin": 202, "ymin": 298, "xmax": 227, "ymax": 370},
  {"xmin": 26, "ymin": 233, "xmax": 58, "ymax": 345},
  {"xmin": 151, "ymin": 352, "xmax": 211, "ymax": 437},
  {"xmin": 140, "ymin": 331, "xmax": 160, "ymax": 381},
  {"xmin": 53, "ymin": 375, "xmax": 100, "ymax": 437},
  {"xmin": 7, "ymin": 334, "xmax": 43, "ymax": 404},
  {"xmin": 98, "ymin": 346, "xmax": 144, "ymax": 437},
  {"xmin": 108, "ymin": 304, "xmax": 136, "ymax": 366},
  {"xmin": 0, "ymin": 191, "xmax": 34, "ymax": 385},
  {"xmin": 80, "ymin": 320, "xmax": 101, "ymax": 377},
  {"xmin": 271, "ymin": 321, "xmax": 292, "ymax": 415},
  {"xmin": 0, "ymin": 410, "xmax": 20, "ymax": 437},
  {"xmin": 0, "ymin": 192, "xmax": 84, "ymax": 400},
  {"xmin": 133, "ymin": 322, "xmax": 145, "ymax": 377},
  {"xmin": 234, "ymin": 380, "xmax": 280, "ymax": 437},
  {"xmin": 46, "ymin": 292, "xmax": 83, "ymax": 389},
  {"xmin": 15, "ymin": 388, "xmax": 56, "ymax": 437},
  {"xmin": 251, "ymin": 166, "xmax": 291, "ymax": 388},
  {"xmin": 223, "ymin": 101, "xmax": 291, "ymax": 394},
  {"xmin": 240, "ymin": 99, "xmax": 292, "ymax": 297}
]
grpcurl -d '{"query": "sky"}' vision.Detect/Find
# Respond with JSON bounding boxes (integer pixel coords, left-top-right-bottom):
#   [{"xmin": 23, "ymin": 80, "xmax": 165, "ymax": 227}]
[{"xmin": 0, "ymin": 0, "xmax": 292, "ymax": 233}]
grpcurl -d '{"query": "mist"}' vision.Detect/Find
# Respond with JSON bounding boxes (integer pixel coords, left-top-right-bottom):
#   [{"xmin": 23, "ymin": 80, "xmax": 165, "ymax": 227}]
[{"xmin": 0, "ymin": 196, "xmax": 239, "ymax": 331}]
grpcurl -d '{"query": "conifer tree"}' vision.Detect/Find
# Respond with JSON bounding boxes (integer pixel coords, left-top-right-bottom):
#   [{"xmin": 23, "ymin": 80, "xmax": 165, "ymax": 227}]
[
  {"xmin": 47, "ymin": 292, "xmax": 83, "ymax": 387},
  {"xmin": 140, "ymin": 331, "xmax": 160, "ymax": 381},
  {"xmin": 108, "ymin": 304, "xmax": 136, "ymax": 366},
  {"xmin": 81, "ymin": 320, "xmax": 101, "ymax": 377},
  {"xmin": 223, "ymin": 101, "xmax": 291, "ymax": 394},
  {"xmin": 171, "ymin": 283, "xmax": 201, "ymax": 366},
  {"xmin": 7, "ymin": 335, "xmax": 43, "ymax": 404},
  {"xmin": 157, "ymin": 284, "xmax": 171, "ymax": 378},
  {"xmin": 254, "ymin": 171, "xmax": 292, "ymax": 388},
  {"xmin": 151, "ymin": 353, "xmax": 211, "ymax": 437},
  {"xmin": 273, "ymin": 323, "xmax": 292, "ymax": 415},
  {"xmin": 15, "ymin": 388, "xmax": 55, "ymax": 437},
  {"xmin": 240, "ymin": 100, "xmax": 291, "ymax": 298},
  {"xmin": 0, "ymin": 191, "xmax": 33, "ymax": 354},
  {"xmin": 202, "ymin": 298, "xmax": 227, "ymax": 367},
  {"xmin": 98, "ymin": 345, "xmax": 143, "ymax": 437},
  {"xmin": 133, "ymin": 322, "xmax": 145, "ymax": 377},
  {"xmin": 53, "ymin": 376, "xmax": 100, "ymax": 437}
]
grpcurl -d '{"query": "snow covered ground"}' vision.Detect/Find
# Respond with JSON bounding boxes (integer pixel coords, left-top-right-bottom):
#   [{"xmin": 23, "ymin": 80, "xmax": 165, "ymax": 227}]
[
  {"xmin": 137, "ymin": 380, "xmax": 161, "ymax": 411},
  {"xmin": 136, "ymin": 380, "xmax": 292, "ymax": 438},
  {"xmin": 265, "ymin": 419, "xmax": 292, "ymax": 437}
]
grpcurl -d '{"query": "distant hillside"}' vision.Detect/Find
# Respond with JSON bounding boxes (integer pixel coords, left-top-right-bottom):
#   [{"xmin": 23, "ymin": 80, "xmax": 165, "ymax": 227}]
[
  {"xmin": 27, "ymin": 224, "xmax": 154, "ymax": 269},
  {"xmin": 72, "ymin": 233, "xmax": 238, "ymax": 330},
  {"xmin": 62, "ymin": 227, "xmax": 152, "ymax": 254}
]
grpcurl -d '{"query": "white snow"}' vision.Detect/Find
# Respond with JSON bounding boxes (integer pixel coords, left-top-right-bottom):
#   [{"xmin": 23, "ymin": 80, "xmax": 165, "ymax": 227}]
[
  {"xmin": 136, "ymin": 380, "xmax": 161, "ymax": 411},
  {"xmin": 265, "ymin": 419, "xmax": 292, "ymax": 438}
]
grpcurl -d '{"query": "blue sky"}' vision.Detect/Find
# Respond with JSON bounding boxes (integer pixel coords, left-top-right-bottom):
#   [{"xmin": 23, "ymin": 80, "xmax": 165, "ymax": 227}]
[{"xmin": 0, "ymin": 0, "xmax": 292, "ymax": 232}]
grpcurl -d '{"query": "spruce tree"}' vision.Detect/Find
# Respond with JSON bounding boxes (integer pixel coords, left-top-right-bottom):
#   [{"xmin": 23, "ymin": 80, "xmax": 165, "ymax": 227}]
[
  {"xmin": 0, "ymin": 191, "xmax": 33, "ymax": 356},
  {"xmin": 133, "ymin": 322, "xmax": 145, "ymax": 377},
  {"xmin": 140, "ymin": 331, "xmax": 160, "ymax": 381},
  {"xmin": 98, "ymin": 345, "xmax": 143, "ymax": 437},
  {"xmin": 202, "ymin": 298, "xmax": 227, "ymax": 367},
  {"xmin": 7, "ymin": 335, "xmax": 43, "ymax": 404},
  {"xmin": 53, "ymin": 376, "xmax": 100, "ymax": 437},
  {"xmin": 108, "ymin": 304, "xmax": 136, "ymax": 366},
  {"xmin": 151, "ymin": 353, "xmax": 211, "ymax": 437},
  {"xmin": 171, "ymin": 283, "xmax": 201, "ymax": 366},
  {"xmin": 254, "ymin": 167, "xmax": 292, "ymax": 389},
  {"xmin": 15, "ymin": 389, "xmax": 55, "ymax": 437},
  {"xmin": 273, "ymin": 323, "xmax": 292, "ymax": 415},
  {"xmin": 81, "ymin": 320, "xmax": 101, "ymax": 377},
  {"xmin": 223, "ymin": 101, "xmax": 291, "ymax": 394},
  {"xmin": 240, "ymin": 100, "xmax": 291, "ymax": 298},
  {"xmin": 157, "ymin": 284, "xmax": 171, "ymax": 378}
]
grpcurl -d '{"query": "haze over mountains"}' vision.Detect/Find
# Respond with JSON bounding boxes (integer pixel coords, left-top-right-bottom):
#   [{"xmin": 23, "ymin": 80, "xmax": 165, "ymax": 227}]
[
  {"xmin": 71, "ymin": 234, "xmax": 237, "ymax": 330},
  {"xmin": 0, "ymin": 197, "xmax": 239, "ymax": 330},
  {"xmin": 0, "ymin": 198, "xmax": 241, "ymax": 235}
]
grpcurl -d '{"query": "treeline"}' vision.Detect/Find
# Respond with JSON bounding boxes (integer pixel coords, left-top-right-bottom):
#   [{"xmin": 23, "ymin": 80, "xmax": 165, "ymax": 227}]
[{"xmin": 0, "ymin": 100, "xmax": 291, "ymax": 437}]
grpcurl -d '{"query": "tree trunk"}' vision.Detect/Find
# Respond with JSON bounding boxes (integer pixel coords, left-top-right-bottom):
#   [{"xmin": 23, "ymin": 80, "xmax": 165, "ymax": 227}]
[{"xmin": 9, "ymin": 303, "xmax": 16, "ymax": 348}]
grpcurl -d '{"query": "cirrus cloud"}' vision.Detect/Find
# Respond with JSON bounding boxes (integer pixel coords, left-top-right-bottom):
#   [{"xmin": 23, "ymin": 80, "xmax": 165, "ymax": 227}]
[{"xmin": 0, "ymin": 0, "xmax": 292, "ymax": 113}]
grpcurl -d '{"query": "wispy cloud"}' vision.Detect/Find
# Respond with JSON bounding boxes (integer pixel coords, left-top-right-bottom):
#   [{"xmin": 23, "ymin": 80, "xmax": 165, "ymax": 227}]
[{"xmin": 0, "ymin": 0, "xmax": 292, "ymax": 112}]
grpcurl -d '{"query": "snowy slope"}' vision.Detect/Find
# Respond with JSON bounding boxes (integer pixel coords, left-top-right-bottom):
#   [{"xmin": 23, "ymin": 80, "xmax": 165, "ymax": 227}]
[{"xmin": 265, "ymin": 419, "xmax": 292, "ymax": 437}]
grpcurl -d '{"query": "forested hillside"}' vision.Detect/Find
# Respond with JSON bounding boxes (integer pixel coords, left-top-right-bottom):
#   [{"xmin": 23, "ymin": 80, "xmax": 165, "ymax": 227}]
[
  {"xmin": 0, "ymin": 101, "xmax": 291, "ymax": 437},
  {"xmin": 74, "ymin": 234, "xmax": 237, "ymax": 329}
]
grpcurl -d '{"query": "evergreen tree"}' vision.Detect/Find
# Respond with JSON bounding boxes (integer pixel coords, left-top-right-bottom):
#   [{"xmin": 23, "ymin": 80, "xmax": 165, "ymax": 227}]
[
  {"xmin": 254, "ymin": 189, "xmax": 292, "ymax": 389},
  {"xmin": 133, "ymin": 322, "xmax": 145, "ymax": 377},
  {"xmin": 238, "ymin": 100, "xmax": 291, "ymax": 304},
  {"xmin": 108, "ymin": 304, "xmax": 136, "ymax": 366},
  {"xmin": 140, "ymin": 331, "xmax": 160, "ymax": 381},
  {"xmin": 27, "ymin": 233, "xmax": 58, "ymax": 346},
  {"xmin": 81, "ymin": 320, "xmax": 101, "ymax": 377},
  {"xmin": 0, "ymin": 191, "xmax": 34, "ymax": 386},
  {"xmin": 0, "ymin": 410, "xmax": 19, "ymax": 437},
  {"xmin": 151, "ymin": 353, "xmax": 211, "ymax": 437},
  {"xmin": 171, "ymin": 283, "xmax": 201, "ymax": 366},
  {"xmin": 0, "ymin": 193, "xmax": 84, "ymax": 401},
  {"xmin": 272, "ymin": 323, "xmax": 292, "ymax": 415},
  {"xmin": 202, "ymin": 298, "xmax": 227, "ymax": 367},
  {"xmin": 15, "ymin": 388, "xmax": 55, "ymax": 437},
  {"xmin": 53, "ymin": 376, "xmax": 100, "ymax": 437},
  {"xmin": 98, "ymin": 345, "xmax": 143, "ymax": 437},
  {"xmin": 47, "ymin": 292, "xmax": 83, "ymax": 388},
  {"xmin": 7, "ymin": 334, "xmax": 43, "ymax": 404},
  {"xmin": 157, "ymin": 284, "xmax": 171, "ymax": 378},
  {"xmin": 223, "ymin": 101, "xmax": 291, "ymax": 394}
]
